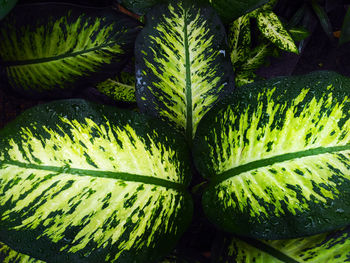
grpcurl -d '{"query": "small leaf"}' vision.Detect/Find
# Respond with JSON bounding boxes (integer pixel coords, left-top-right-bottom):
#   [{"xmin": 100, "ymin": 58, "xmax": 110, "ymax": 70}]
[
  {"xmin": 234, "ymin": 70, "xmax": 257, "ymax": 87},
  {"xmin": 311, "ymin": 0, "xmax": 333, "ymax": 39},
  {"xmin": 0, "ymin": 0, "xmax": 17, "ymax": 19},
  {"xmin": 213, "ymin": 226, "xmax": 350, "ymax": 263},
  {"xmin": 96, "ymin": 71, "xmax": 136, "ymax": 103},
  {"xmin": 194, "ymin": 71, "xmax": 350, "ymax": 239},
  {"xmin": 0, "ymin": 99, "xmax": 193, "ymax": 262},
  {"xmin": 257, "ymin": 11, "xmax": 299, "ymax": 54},
  {"xmin": 135, "ymin": 1, "xmax": 234, "ymax": 141},
  {"xmin": 288, "ymin": 26, "xmax": 310, "ymax": 42},
  {"xmin": 239, "ymin": 43, "xmax": 271, "ymax": 71},
  {"xmin": 228, "ymin": 14, "xmax": 251, "ymax": 67},
  {"xmin": 340, "ymin": 7, "xmax": 350, "ymax": 45},
  {"xmin": 0, "ymin": 3, "xmax": 141, "ymax": 97}
]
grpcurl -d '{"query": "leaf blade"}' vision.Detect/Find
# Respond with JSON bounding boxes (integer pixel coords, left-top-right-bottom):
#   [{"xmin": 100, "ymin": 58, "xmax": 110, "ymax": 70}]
[
  {"xmin": 0, "ymin": 99, "xmax": 192, "ymax": 262},
  {"xmin": 135, "ymin": 1, "xmax": 234, "ymax": 141},
  {"xmin": 194, "ymin": 71, "xmax": 350, "ymax": 239}
]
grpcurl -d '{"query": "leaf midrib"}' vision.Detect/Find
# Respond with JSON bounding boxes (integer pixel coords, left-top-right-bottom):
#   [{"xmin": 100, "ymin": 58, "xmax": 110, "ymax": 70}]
[
  {"xmin": 209, "ymin": 145, "xmax": 350, "ymax": 186},
  {"xmin": 3, "ymin": 40, "xmax": 121, "ymax": 67},
  {"xmin": 2, "ymin": 160, "xmax": 186, "ymax": 192}
]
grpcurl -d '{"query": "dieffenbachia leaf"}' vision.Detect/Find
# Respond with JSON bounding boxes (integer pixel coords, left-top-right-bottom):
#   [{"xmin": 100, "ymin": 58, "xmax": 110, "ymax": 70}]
[
  {"xmin": 96, "ymin": 71, "xmax": 136, "ymax": 103},
  {"xmin": 228, "ymin": 14, "xmax": 251, "ymax": 67},
  {"xmin": 193, "ymin": 71, "xmax": 350, "ymax": 239},
  {"xmin": 0, "ymin": 99, "xmax": 192, "ymax": 262},
  {"xmin": 257, "ymin": 11, "xmax": 298, "ymax": 54},
  {"xmin": 135, "ymin": 1, "xmax": 234, "ymax": 141},
  {"xmin": 234, "ymin": 70, "xmax": 257, "ymax": 87},
  {"xmin": 0, "ymin": 241, "xmax": 43, "ymax": 263},
  {"xmin": 0, "ymin": 3, "xmax": 140, "ymax": 97},
  {"xmin": 212, "ymin": 226, "xmax": 350, "ymax": 262},
  {"xmin": 0, "ymin": 0, "xmax": 17, "ymax": 19},
  {"xmin": 239, "ymin": 42, "xmax": 271, "ymax": 71}
]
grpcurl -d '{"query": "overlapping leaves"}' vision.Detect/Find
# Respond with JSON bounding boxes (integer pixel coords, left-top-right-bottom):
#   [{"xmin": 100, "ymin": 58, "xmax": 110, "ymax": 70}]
[{"xmin": 0, "ymin": 99, "xmax": 192, "ymax": 262}]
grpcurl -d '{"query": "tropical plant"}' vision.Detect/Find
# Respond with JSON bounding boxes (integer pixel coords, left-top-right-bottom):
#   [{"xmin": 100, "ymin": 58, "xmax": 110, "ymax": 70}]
[{"xmin": 0, "ymin": 0, "xmax": 349, "ymax": 263}]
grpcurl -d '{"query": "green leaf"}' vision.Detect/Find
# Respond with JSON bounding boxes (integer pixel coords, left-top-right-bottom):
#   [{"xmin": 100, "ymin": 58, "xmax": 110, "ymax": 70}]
[
  {"xmin": 289, "ymin": 26, "xmax": 310, "ymax": 42},
  {"xmin": 213, "ymin": 226, "xmax": 350, "ymax": 262},
  {"xmin": 257, "ymin": 11, "xmax": 299, "ymax": 54},
  {"xmin": 0, "ymin": 241, "xmax": 44, "ymax": 263},
  {"xmin": 0, "ymin": 3, "xmax": 140, "ymax": 97},
  {"xmin": 0, "ymin": 99, "xmax": 193, "ymax": 262},
  {"xmin": 239, "ymin": 42, "xmax": 271, "ymax": 71},
  {"xmin": 118, "ymin": 0, "xmax": 164, "ymax": 15},
  {"xmin": 228, "ymin": 14, "xmax": 251, "ymax": 67},
  {"xmin": 193, "ymin": 71, "xmax": 350, "ymax": 239},
  {"xmin": 96, "ymin": 71, "xmax": 136, "ymax": 103},
  {"xmin": 135, "ymin": 1, "xmax": 234, "ymax": 141},
  {"xmin": 311, "ymin": 0, "xmax": 333, "ymax": 39},
  {"xmin": 209, "ymin": 0, "xmax": 269, "ymax": 23},
  {"xmin": 234, "ymin": 70, "xmax": 257, "ymax": 87},
  {"xmin": 0, "ymin": 0, "xmax": 17, "ymax": 19},
  {"xmin": 340, "ymin": 7, "xmax": 350, "ymax": 45}
]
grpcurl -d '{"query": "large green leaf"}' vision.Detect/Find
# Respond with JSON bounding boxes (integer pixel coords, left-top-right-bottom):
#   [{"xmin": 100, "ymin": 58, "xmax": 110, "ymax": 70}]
[
  {"xmin": 0, "ymin": 0, "xmax": 17, "ymax": 19},
  {"xmin": 135, "ymin": 1, "xmax": 234, "ymax": 141},
  {"xmin": 193, "ymin": 71, "xmax": 350, "ymax": 239},
  {"xmin": 340, "ymin": 7, "xmax": 350, "ymax": 45},
  {"xmin": 0, "ymin": 3, "xmax": 140, "ymax": 97},
  {"xmin": 0, "ymin": 99, "xmax": 192, "ymax": 262},
  {"xmin": 212, "ymin": 226, "xmax": 350, "ymax": 262}
]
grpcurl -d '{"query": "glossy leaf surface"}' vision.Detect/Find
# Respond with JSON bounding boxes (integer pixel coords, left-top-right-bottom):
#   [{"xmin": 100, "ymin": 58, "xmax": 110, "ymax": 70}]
[
  {"xmin": 194, "ymin": 71, "xmax": 350, "ymax": 239},
  {"xmin": 0, "ymin": 99, "xmax": 192, "ymax": 262},
  {"xmin": 213, "ymin": 226, "xmax": 350, "ymax": 262},
  {"xmin": 135, "ymin": 1, "xmax": 234, "ymax": 141},
  {"xmin": 0, "ymin": 3, "xmax": 140, "ymax": 97}
]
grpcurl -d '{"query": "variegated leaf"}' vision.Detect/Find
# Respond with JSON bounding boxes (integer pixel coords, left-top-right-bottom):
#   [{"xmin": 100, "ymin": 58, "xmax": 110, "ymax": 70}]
[
  {"xmin": 0, "ymin": 99, "xmax": 192, "ymax": 262},
  {"xmin": 239, "ymin": 42, "xmax": 271, "ymax": 71},
  {"xmin": 0, "ymin": 3, "xmax": 140, "ymax": 97},
  {"xmin": 0, "ymin": 241, "xmax": 44, "ymax": 263},
  {"xmin": 213, "ymin": 226, "xmax": 350, "ymax": 262},
  {"xmin": 234, "ymin": 70, "xmax": 257, "ymax": 87},
  {"xmin": 193, "ymin": 71, "xmax": 350, "ymax": 239},
  {"xmin": 135, "ymin": 1, "xmax": 234, "ymax": 141},
  {"xmin": 257, "ymin": 11, "xmax": 298, "ymax": 54},
  {"xmin": 228, "ymin": 14, "xmax": 251, "ymax": 67},
  {"xmin": 0, "ymin": 0, "xmax": 17, "ymax": 19},
  {"xmin": 96, "ymin": 71, "xmax": 136, "ymax": 103}
]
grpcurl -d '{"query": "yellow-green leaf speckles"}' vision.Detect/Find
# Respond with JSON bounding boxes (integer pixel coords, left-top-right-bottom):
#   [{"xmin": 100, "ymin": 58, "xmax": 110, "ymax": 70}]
[
  {"xmin": 135, "ymin": 1, "xmax": 233, "ymax": 141},
  {"xmin": 0, "ymin": 241, "xmax": 44, "ymax": 263},
  {"xmin": 0, "ymin": 100, "xmax": 192, "ymax": 262},
  {"xmin": 0, "ymin": 4, "xmax": 139, "ymax": 95},
  {"xmin": 257, "ymin": 11, "xmax": 298, "ymax": 54},
  {"xmin": 194, "ymin": 72, "xmax": 350, "ymax": 239}
]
